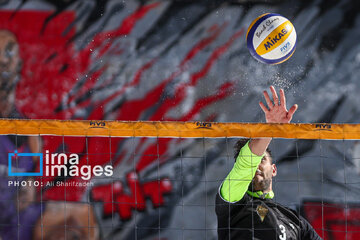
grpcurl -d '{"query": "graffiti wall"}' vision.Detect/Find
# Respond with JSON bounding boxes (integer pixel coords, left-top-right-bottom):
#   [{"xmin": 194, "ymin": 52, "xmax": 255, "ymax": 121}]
[{"xmin": 1, "ymin": 0, "xmax": 360, "ymax": 239}]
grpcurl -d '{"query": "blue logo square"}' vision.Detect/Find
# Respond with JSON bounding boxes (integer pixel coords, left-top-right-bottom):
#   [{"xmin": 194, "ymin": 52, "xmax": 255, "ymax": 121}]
[{"xmin": 8, "ymin": 150, "xmax": 43, "ymax": 176}]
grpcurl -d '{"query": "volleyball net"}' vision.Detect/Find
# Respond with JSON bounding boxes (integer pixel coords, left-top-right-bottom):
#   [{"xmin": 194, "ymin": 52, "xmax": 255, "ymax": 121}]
[{"xmin": 2, "ymin": 119, "xmax": 360, "ymax": 240}]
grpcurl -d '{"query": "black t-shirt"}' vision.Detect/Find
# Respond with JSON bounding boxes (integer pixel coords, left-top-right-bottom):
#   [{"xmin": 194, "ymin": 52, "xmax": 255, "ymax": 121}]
[{"xmin": 215, "ymin": 192, "xmax": 322, "ymax": 240}]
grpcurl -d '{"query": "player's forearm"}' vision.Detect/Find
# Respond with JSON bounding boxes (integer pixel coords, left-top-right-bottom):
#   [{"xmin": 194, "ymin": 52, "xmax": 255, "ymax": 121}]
[{"xmin": 248, "ymin": 138, "xmax": 271, "ymax": 156}]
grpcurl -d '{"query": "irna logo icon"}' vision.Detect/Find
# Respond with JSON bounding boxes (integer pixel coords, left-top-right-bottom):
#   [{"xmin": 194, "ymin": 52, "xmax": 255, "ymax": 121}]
[{"xmin": 8, "ymin": 150, "xmax": 43, "ymax": 176}]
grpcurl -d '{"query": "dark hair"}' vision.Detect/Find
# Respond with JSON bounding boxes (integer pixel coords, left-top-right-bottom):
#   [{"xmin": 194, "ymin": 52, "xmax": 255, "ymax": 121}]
[{"xmin": 234, "ymin": 138, "xmax": 272, "ymax": 162}]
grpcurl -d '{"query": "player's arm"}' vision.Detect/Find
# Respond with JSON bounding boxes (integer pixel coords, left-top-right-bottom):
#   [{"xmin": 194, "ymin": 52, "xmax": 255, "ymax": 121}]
[
  {"xmin": 300, "ymin": 216, "xmax": 322, "ymax": 240},
  {"xmin": 220, "ymin": 86, "xmax": 297, "ymax": 202},
  {"xmin": 220, "ymin": 140, "xmax": 265, "ymax": 202},
  {"xmin": 28, "ymin": 136, "xmax": 42, "ymax": 163}
]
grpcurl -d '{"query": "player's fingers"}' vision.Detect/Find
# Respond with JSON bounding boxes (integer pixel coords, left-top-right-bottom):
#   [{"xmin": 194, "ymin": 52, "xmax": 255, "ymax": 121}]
[
  {"xmin": 270, "ymin": 86, "xmax": 279, "ymax": 106},
  {"xmin": 263, "ymin": 91, "xmax": 274, "ymax": 109},
  {"xmin": 287, "ymin": 104, "xmax": 298, "ymax": 120},
  {"xmin": 259, "ymin": 101, "xmax": 269, "ymax": 113},
  {"xmin": 279, "ymin": 88, "xmax": 286, "ymax": 107}
]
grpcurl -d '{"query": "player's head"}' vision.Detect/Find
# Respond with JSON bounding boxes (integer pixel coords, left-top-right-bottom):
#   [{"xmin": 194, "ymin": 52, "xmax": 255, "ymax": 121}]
[
  {"xmin": 251, "ymin": 151, "xmax": 277, "ymax": 192},
  {"xmin": 0, "ymin": 30, "xmax": 21, "ymax": 90},
  {"xmin": 234, "ymin": 139, "xmax": 277, "ymax": 192},
  {"xmin": 0, "ymin": 30, "xmax": 22, "ymax": 117},
  {"xmin": 33, "ymin": 202, "xmax": 99, "ymax": 240}
]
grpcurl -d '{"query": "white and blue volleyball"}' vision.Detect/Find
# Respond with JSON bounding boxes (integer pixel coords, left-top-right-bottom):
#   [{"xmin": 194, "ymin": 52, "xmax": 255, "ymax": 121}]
[{"xmin": 246, "ymin": 13, "xmax": 297, "ymax": 64}]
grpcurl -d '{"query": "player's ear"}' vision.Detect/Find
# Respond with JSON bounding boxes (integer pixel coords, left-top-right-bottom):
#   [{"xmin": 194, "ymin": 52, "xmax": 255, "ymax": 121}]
[{"xmin": 272, "ymin": 164, "xmax": 277, "ymax": 177}]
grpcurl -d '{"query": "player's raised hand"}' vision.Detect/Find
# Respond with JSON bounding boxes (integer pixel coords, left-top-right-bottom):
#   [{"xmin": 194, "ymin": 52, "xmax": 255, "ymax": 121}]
[{"xmin": 259, "ymin": 86, "xmax": 298, "ymax": 123}]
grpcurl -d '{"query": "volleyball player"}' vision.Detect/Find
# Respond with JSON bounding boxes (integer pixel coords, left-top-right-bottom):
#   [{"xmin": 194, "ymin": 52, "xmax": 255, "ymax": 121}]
[{"xmin": 215, "ymin": 86, "xmax": 321, "ymax": 239}]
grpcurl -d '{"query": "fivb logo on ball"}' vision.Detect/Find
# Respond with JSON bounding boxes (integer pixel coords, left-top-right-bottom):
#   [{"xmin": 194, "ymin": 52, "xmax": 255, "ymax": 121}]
[
  {"xmin": 246, "ymin": 13, "xmax": 297, "ymax": 65},
  {"xmin": 8, "ymin": 150, "xmax": 113, "ymax": 180}
]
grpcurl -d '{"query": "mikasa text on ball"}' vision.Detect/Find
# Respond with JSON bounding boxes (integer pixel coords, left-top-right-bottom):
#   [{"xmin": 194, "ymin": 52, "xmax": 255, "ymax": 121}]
[{"xmin": 246, "ymin": 13, "xmax": 297, "ymax": 64}]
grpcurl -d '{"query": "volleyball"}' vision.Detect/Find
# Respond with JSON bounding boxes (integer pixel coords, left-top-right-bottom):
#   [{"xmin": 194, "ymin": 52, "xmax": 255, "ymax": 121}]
[{"xmin": 246, "ymin": 13, "xmax": 297, "ymax": 64}]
